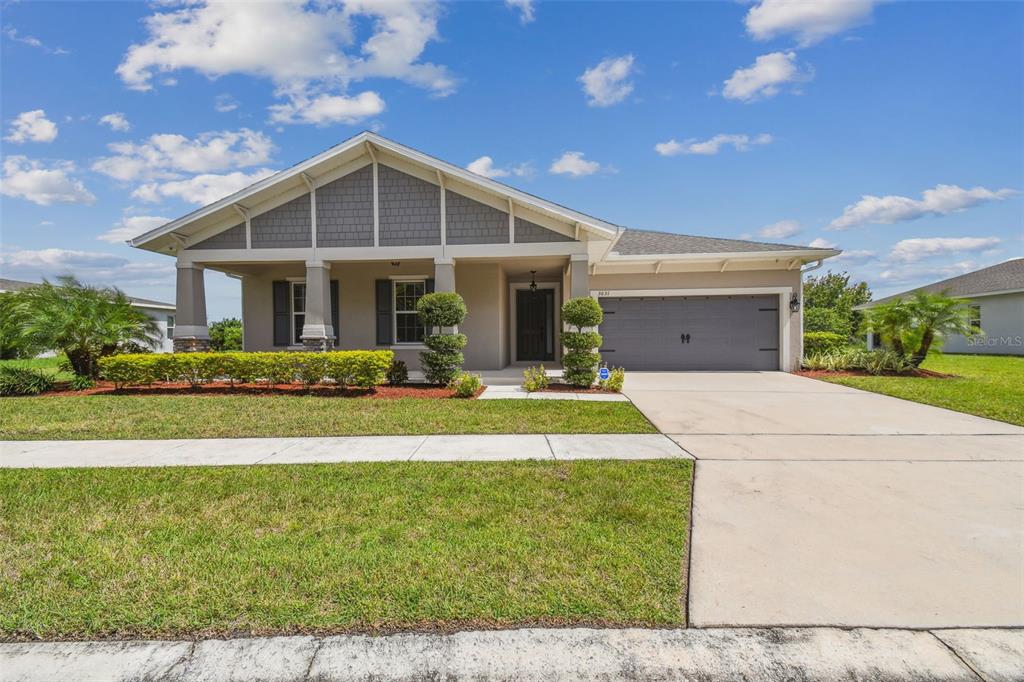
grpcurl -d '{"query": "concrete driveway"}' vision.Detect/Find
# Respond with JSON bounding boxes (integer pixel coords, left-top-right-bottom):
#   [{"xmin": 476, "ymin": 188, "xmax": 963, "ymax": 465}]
[{"xmin": 623, "ymin": 371, "xmax": 1024, "ymax": 628}]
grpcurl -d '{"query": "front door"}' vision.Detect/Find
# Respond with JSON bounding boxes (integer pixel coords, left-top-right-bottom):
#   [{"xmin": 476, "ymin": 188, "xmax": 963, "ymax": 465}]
[{"xmin": 516, "ymin": 288, "xmax": 555, "ymax": 361}]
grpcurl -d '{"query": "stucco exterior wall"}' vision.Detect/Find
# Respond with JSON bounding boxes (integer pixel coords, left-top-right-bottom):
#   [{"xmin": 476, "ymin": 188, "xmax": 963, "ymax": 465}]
[
  {"xmin": 590, "ymin": 268, "xmax": 804, "ymax": 371},
  {"xmin": 136, "ymin": 305, "xmax": 175, "ymax": 353},
  {"xmin": 945, "ymin": 292, "xmax": 1024, "ymax": 355},
  {"xmin": 241, "ymin": 260, "xmax": 507, "ymax": 370}
]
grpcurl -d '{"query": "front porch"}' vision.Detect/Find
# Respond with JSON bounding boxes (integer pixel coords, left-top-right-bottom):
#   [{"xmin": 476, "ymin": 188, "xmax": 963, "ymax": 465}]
[{"xmin": 174, "ymin": 254, "xmax": 590, "ymax": 372}]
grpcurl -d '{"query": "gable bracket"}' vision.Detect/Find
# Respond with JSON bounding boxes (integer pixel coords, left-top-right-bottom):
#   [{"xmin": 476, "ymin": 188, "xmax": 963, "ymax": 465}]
[
  {"xmin": 720, "ymin": 259, "xmax": 730, "ymax": 272},
  {"xmin": 233, "ymin": 204, "xmax": 252, "ymax": 249},
  {"xmin": 508, "ymin": 198, "xmax": 515, "ymax": 245}
]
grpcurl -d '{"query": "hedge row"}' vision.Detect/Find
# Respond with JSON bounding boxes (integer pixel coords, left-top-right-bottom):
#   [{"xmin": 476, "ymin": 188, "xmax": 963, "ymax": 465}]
[
  {"xmin": 98, "ymin": 351, "xmax": 393, "ymax": 389},
  {"xmin": 803, "ymin": 331, "xmax": 849, "ymax": 356}
]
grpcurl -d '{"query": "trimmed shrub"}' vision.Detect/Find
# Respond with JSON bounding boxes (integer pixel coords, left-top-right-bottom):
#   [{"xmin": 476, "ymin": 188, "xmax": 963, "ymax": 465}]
[
  {"xmin": 803, "ymin": 331, "xmax": 848, "ymax": 356},
  {"xmin": 598, "ymin": 366, "xmax": 626, "ymax": 393},
  {"xmin": 449, "ymin": 371, "xmax": 482, "ymax": 398},
  {"xmin": 522, "ymin": 365, "xmax": 549, "ymax": 392},
  {"xmin": 561, "ymin": 297, "xmax": 603, "ymax": 388},
  {"xmin": 98, "ymin": 350, "xmax": 393, "ymax": 389},
  {"xmin": 387, "ymin": 359, "xmax": 409, "ymax": 386},
  {"xmin": 0, "ymin": 365, "xmax": 55, "ymax": 396},
  {"xmin": 417, "ymin": 292, "xmax": 469, "ymax": 385}
]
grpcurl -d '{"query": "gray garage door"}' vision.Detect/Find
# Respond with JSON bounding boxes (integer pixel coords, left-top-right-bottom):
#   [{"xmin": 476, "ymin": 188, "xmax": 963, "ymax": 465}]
[{"xmin": 598, "ymin": 295, "xmax": 780, "ymax": 371}]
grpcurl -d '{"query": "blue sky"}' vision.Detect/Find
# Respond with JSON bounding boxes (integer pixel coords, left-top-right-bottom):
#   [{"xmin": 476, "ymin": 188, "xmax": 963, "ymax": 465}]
[{"xmin": 2, "ymin": 0, "xmax": 1022, "ymax": 320}]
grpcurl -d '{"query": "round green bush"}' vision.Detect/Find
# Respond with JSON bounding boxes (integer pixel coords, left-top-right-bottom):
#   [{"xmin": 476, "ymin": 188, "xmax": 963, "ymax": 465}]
[
  {"xmin": 416, "ymin": 292, "xmax": 467, "ymax": 329},
  {"xmin": 561, "ymin": 331, "xmax": 602, "ymax": 352},
  {"xmin": 562, "ymin": 350, "xmax": 601, "ymax": 370},
  {"xmin": 424, "ymin": 333, "xmax": 468, "ymax": 353},
  {"xmin": 562, "ymin": 297, "xmax": 603, "ymax": 329},
  {"xmin": 803, "ymin": 331, "xmax": 848, "ymax": 356}
]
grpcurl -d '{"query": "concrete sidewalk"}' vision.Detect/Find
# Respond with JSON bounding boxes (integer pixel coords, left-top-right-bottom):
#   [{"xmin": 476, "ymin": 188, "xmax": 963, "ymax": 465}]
[
  {"xmin": 0, "ymin": 433, "xmax": 689, "ymax": 469},
  {"xmin": 2, "ymin": 627, "xmax": 1020, "ymax": 681}
]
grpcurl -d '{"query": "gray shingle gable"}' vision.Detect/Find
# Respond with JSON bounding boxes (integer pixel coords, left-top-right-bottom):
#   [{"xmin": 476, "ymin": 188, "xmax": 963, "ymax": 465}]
[
  {"xmin": 613, "ymin": 228, "xmax": 829, "ymax": 256},
  {"xmin": 866, "ymin": 258, "xmax": 1024, "ymax": 306}
]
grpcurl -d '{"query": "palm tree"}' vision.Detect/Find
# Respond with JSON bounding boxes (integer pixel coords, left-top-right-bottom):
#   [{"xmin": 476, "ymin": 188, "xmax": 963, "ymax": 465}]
[
  {"xmin": 903, "ymin": 290, "xmax": 977, "ymax": 366},
  {"xmin": 861, "ymin": 298, "xmax": 911, "ymax": 357},
  {"xmin": 16, "ymin": 276, "xmax": 159, "ymax": 377}
]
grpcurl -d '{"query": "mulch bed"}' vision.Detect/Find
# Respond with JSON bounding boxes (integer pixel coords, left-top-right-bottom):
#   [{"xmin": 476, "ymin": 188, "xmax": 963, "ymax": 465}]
[
  {"xmin": 796, "ymin": 368, "xmax": 956, "ymax": 379},
  {"xmin": 539, "ymin": 383, "xmax": 618, "ymax": 394},
  {"xmin": 41, "ymin": 381, "xmax": 476, "ymax": 399}
]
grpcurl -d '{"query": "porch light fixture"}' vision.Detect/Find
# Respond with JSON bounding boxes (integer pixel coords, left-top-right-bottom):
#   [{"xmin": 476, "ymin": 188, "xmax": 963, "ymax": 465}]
[
  {"xmin": 789, "ymin": 293, "xmax": 801, "ymax": 313},
  {"xmin": 529, "ymin": 270, "xmax": 538, "ymax": 292}
]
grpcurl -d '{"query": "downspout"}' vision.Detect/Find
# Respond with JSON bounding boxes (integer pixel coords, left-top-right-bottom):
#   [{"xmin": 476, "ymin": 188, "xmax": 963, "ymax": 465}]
[{"xmin": 796, "ymin": 259, "xmax": 825, "ymax": 365}]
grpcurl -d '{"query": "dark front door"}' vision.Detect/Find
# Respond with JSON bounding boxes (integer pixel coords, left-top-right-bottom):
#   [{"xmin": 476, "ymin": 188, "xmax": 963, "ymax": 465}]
[{"xmin": 517, "ymin": 288, "xmax": 555, "ymax": 361}]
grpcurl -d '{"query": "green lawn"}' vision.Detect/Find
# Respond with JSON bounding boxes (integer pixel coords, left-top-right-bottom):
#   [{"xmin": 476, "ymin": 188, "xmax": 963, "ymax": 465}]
[
  {"xmin": 0, "ymin": 355, "xmax": 73, "ymax": 381},
  {"xmin": 0, "ymin": 395, "xmax": 656, "ymax": 440},
  {"xmin": 818, "ymin": 354, "xmax": 1024, "ymax": 426},
  {"xmin": 0, "ymin": 459, "xmax": 692, "ymax": 640}
]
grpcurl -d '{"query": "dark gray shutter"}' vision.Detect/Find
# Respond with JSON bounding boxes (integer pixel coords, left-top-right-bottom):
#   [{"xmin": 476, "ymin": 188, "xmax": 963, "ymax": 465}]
[
  {"xmin": 330, "ymin": 280, "xmax": 339, "ymax": 343},
  {"xmin": 375, "ymin": 279, "xmax": 392, "ymax": 345},
  {"xmin": 426, "ymin": 279, "xmax": 435, "ymax": 293},
  {"xmin": 272, "ymin": 281, "xmax": 290, "ymax": 346}
]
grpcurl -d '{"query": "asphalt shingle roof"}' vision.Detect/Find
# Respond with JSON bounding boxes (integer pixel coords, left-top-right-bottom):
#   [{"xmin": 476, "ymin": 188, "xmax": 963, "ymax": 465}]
[
  {"xmin": 0, "ymin": 278, "xmax": 174, "ymax": 308},
  {"xmin": 865, "ymin": 258, "xmax": 1024, "ymax": 306},
  {"xmin": 612, "ymin": 228, "xmax": 830, "ymax": 256}
]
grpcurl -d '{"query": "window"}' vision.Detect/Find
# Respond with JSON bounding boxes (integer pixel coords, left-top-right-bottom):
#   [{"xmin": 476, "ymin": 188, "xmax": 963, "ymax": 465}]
[
  {"xmin": 166, "ymin": 315, "xmax": 175, "ymax": 339},
  {"xmin": 291, "ymin": 282, "xmax": 306, "ymax": 345},
  {"xmin": 393, "ymin": 280, "xmax": 426, "ymax": 344},
  {"xmin": 969, "ymin": 304, "xmax": 982, "ymax": 332}
]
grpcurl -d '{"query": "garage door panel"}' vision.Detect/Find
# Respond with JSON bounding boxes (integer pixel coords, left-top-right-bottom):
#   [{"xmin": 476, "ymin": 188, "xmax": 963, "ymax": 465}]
[{"xmin": 598, "ymin": 295, "xmax": 779, "ymax": 371}]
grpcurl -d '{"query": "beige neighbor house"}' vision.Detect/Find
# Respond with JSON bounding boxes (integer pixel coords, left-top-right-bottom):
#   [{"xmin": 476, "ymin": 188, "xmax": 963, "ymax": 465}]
[
  {"xmin": 130, "ymin": 132, "xmax": 839, "ymax": 372},
  {"xmin": 860, "ymin": 258, "xmax": 1024, "ymax": 356}
]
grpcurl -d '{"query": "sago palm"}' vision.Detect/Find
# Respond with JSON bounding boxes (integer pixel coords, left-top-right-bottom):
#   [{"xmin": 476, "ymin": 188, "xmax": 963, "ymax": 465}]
[
  {"xmin": 903, "ymin": 290, "xmax": 977, "ymax": 366},
  {"xmin": 861, "ymin": 298, "xmax": 912, "ymax": 357},
  {"xmin": 16, "ymin": 276, "xmax": 159, "ymax": 377}
]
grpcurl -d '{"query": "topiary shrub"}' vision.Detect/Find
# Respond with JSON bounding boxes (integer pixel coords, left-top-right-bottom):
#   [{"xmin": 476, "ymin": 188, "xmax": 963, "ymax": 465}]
[
  {"xmin": 560, "ymin": 297, "xmax": 603, "ymax": 388},
  {"xmin": 417, "ymin": 292, "xmax": 468, "ymax": 385},
  {"xmin": 803, "ymin": 331, "xmax": 848, "ymax": 356}
]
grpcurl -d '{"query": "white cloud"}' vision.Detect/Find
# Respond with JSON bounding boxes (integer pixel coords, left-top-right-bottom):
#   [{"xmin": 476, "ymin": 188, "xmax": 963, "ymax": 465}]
[
  {"xmin": 827, "ymin": 184, "xmax": 1018, "ymax": 230},
  {"xmin": 888, "ymin": 237, "xmax": 1002, "ymax": 264},
  {"xmin": 214, "ymin": 94, "xmax": 239, "ymax": 113},
  {"xmin": 116, "ymin": 1, "xmax": 455, "ymax": 123},
  {"xmin": 268, "ymin": 91, "xmax": 385, "ymax": 125},
  {"xmin": 505, "ymin": 0, "xmax": 535, "ymax": 25},
  {"xmin": 745, "ymin": 0, "xmax": 875, "ymax": 46},
  {"xmin": 99, "ymin": 112, "xmax": 131, "ymax": 132},
  {"xmin": 92, "ymin": 128, "xmax": 275, "ymax": 182},
  {"xmin": 133, "ymin": 168, "xmax": 275, "ymax": 205},
  {"xmin": 549, "ymin": 151, "xmax": 603, "ymax": 178},
  {"xmin": 466, "ymin": 155, "xmax": 532, "ymax": 179},
  {"xmin": 722, "ymin": 51, "xmax": 812, "ymax": 102},
  {"xmin": 759, "ymin": 219, "xmax": 800, "ymax": 239},
  {"xmin": 3, "ymin": 27, "xmax": 69, "ymax": 55},
  {"xmin": 0, "ymin": 247, "xmax": 176, "ymax": 287},
  {"xmin": 4, "ymin": 110, "xmax": 58, "ymax": 143},
  {"xmin": 655, "ymin": 133, "xmax": 772, "ymax": 156},
  {"xmin": 579, "ymin": 55, "xmax": 636, "ymax": 107},
  {"xmin": 98, "ymin": 215, "xmax": 172, "ymax": 244},
  {"xmin": 808, "ymin": 237, "xmax": 836, "ymax": 249},
  {"xmin": 878, "ymin": 261, "xmax": 978, "ymax": 285},
  {"xmin": 0, "ymin": 156, "xmax": 95, "ymax": 205}
]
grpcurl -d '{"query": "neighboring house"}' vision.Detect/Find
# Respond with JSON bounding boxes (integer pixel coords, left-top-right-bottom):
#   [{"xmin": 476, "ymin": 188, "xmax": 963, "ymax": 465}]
[
  {"xmin": 859, "ymin": 258, "xmax": 1024, "ymax": 356},
  {"xmin": 129, "ymin": 132, "xmax": 839, "ymax": 371},
  {"xmin": 0, "ymin": 278, "xmax": 177, "ymax": 353}
]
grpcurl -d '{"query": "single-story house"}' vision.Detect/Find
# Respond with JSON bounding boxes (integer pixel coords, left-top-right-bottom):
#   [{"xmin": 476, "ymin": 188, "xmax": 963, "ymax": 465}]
[
  {"xmin": 0, "ymin": 277, "xmax": 177, "ymax": 353},
  {"xmin": 129, "ymin": 132, "xmax": 839, "ymax": 372},
  {"xmin": 859, "ymin": 258, "xmax": 1024, "ymax": 356}
]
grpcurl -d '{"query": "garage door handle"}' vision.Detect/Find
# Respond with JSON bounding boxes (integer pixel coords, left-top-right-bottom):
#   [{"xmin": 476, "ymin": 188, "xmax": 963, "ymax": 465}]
[{"xmin": 680, "ymin": 333, "xmax": 690, "ymax": 344}]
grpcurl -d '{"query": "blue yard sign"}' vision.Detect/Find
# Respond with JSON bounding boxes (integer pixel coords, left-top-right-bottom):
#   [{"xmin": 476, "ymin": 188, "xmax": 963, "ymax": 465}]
[{"xmin": 598, "ymin": 367, "xmax": 610, "ymax": 381}]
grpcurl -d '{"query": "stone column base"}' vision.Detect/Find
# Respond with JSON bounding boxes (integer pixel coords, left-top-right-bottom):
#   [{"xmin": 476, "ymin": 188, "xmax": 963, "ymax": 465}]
[
  {"xmin": 302, "ymin": 337, "xmax": 335, "ymax": 352},
  {"xmin": 173, "ymin": 337, "xmax": 211, "ymax": 353}
]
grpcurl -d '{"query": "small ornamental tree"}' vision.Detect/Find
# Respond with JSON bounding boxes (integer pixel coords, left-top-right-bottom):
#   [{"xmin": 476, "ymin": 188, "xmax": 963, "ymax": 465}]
[
  {"xmin": 561, "ymin": 296, "xmax": 603, "ymax": 387},
  {"xmin": 417, "ymin": 292, "xmax": 468, "ymax": 385}
]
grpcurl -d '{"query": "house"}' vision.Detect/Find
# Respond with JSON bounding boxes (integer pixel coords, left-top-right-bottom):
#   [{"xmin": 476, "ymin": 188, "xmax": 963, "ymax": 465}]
[
  {"xmin": 0, "ymin": 277, "xmax": 177, "ymax": 353},
  {"xmin": 859, "ymin": 258, "xmax": 1024, "ymax": 356},
  {"xmin": 129, "ymin": 132, "xmax": 839, "ymax": 372}
]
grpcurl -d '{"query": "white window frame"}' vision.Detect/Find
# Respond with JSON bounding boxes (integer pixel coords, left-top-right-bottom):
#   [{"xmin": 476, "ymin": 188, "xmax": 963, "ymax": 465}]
[
  {"xmin": 290, "ymin": 280, "xmax": 307, "ymax": 346},
  {"xmin": 166, "ymin": 314, "xmax": 175, "ymax": 339},
  {"xmin": 392, "ymin": 277, "xmax": 427, "ymax": 345},
  {"xmin": 969, "ymin": 303, "xmax": 982, "ymax": 332}
]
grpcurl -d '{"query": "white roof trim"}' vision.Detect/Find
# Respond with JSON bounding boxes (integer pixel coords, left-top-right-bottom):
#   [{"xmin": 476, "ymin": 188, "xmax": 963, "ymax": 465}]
[
  {"xmin": 604, "ymin": 248, "xmax": 841, "ymax": 262},
  {"xmin": 130, "ymin": 132, "xmax": 619, "ymax": 248}
]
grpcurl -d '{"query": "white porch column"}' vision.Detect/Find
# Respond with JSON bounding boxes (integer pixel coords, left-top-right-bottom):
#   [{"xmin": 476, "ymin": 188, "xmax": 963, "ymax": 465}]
[
  {"xmin": 569, "ymin": 253, "xmax": 590, "ymax": 299},
  {"xmin": 866, "ymin": 332, "xmax": 875, "ymax": 350},
  {"xmin": 300, "ymin": 260, "xmax": 335, "ymax": 350},
  {"xmin": 434, "ymin": 258, "xmax": 456, "ymax": 292},
  {"xmin": 174, "ymin": 263, "xmax": 209, "ymax": 352}
]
